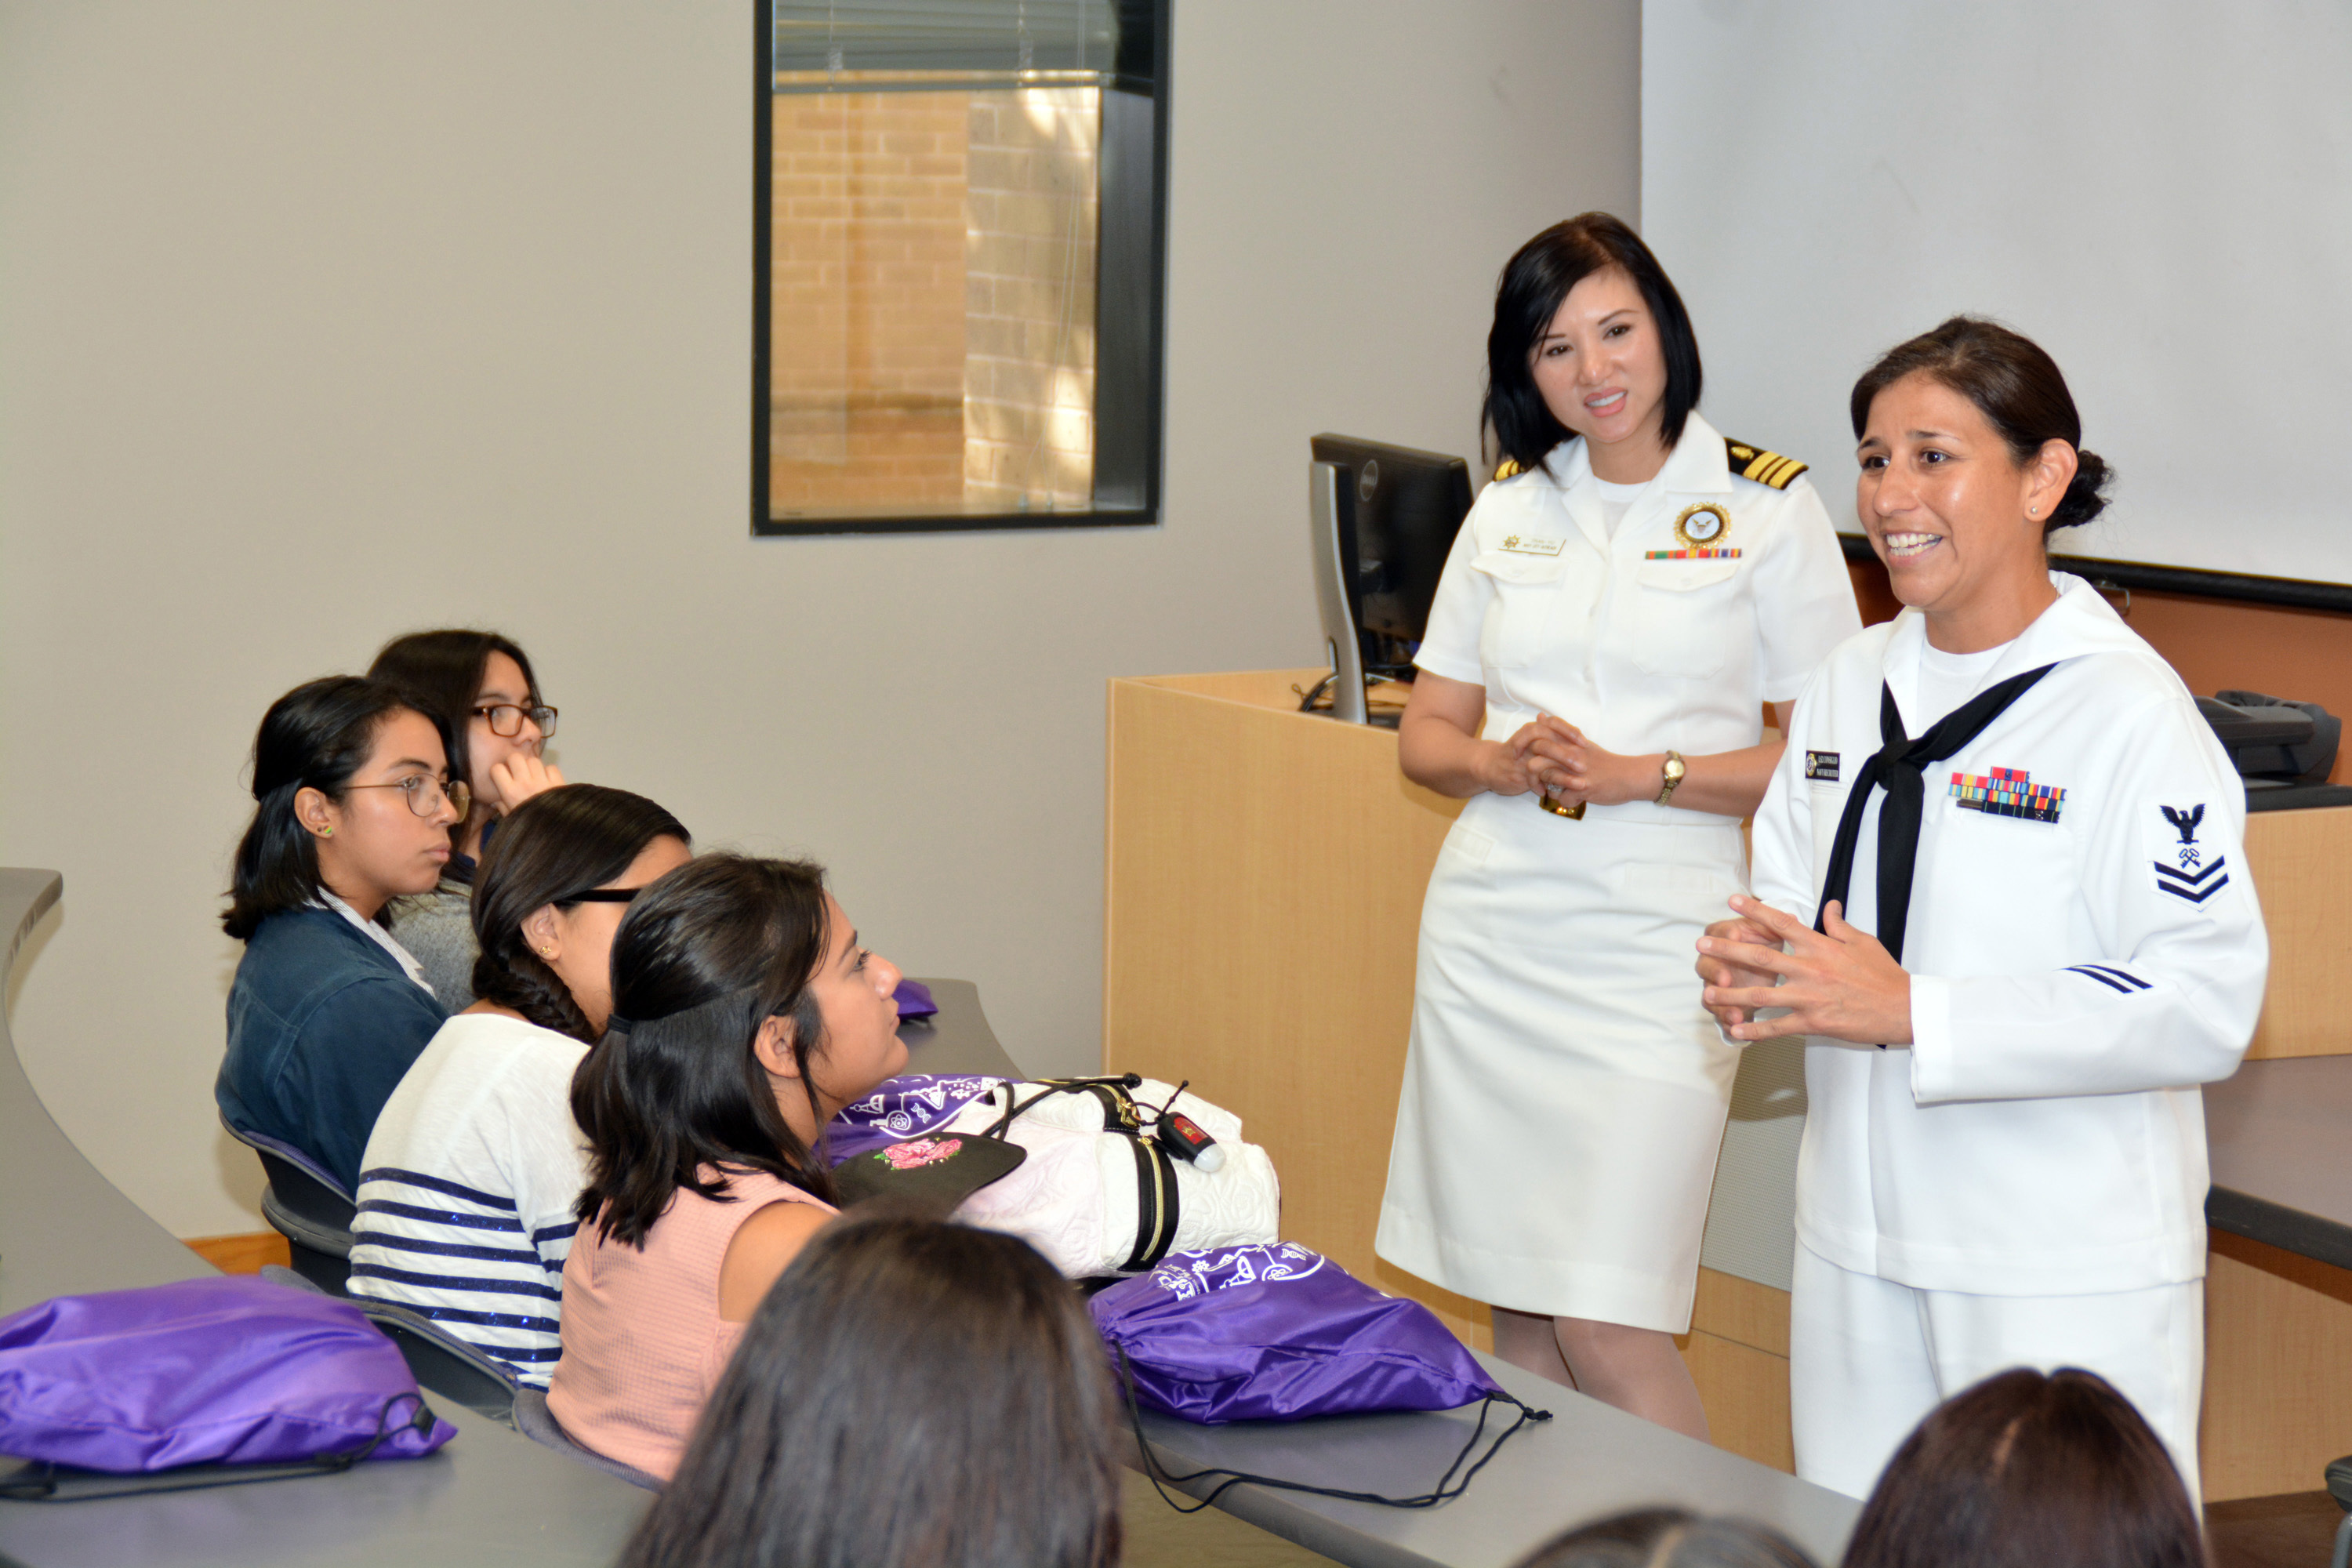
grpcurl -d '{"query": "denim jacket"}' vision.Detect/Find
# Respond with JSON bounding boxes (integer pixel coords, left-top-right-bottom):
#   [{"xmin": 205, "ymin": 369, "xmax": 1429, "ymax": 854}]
[{"xmin": 217, "ymin": 906, "xmax": 448, "ymax": 1193}]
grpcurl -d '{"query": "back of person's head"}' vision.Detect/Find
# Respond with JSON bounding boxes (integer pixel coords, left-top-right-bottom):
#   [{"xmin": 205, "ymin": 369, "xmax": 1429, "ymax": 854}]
[
  {"xmin": 366, "ymin": 629, "xmax": 540, "ymax": 798},
  {"xmin": 572, "ymin": 852, "xmax": 842, "ymax": 1243},
  {"xmin": 468, "ymin": 785, "xmax": 689, "ymax": 1044},
  {"xmin": 1842, "ymin": 1367, "xmax": 2206, "ymax": 1568},
  {"xmin": 620, "ymin": 1213, "xmax": 1123, "ymax": 1568},
  {"xmin": 1515, "ymin": 1508, "xmax": 1817, "ymax": 1568},
  {"xmin": 223, "ymin": 676, "xmax": 444, "ymax": 940},
  {"xmin": 1485, "ymin": 211, "xmax": 1704, "ymax": 476}
]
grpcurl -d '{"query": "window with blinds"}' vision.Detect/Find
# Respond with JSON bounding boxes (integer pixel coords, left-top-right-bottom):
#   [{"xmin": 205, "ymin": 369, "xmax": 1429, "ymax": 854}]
[{"xmin": 754, "ymin": 0, "xmax": 1167, "ymax": 534}]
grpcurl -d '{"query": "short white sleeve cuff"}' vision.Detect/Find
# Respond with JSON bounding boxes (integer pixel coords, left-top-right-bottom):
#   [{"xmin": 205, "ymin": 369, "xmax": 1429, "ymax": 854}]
[{"xmin": 1907, "ymin": 972, "xmax": 1956, "ymax": 1102}]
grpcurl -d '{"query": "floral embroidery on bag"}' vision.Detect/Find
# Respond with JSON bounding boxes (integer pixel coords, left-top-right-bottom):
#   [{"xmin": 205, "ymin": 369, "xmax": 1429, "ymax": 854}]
[{"xmin": 875, "ymin": 1137, "xmax": 963, "ymax": 1170}]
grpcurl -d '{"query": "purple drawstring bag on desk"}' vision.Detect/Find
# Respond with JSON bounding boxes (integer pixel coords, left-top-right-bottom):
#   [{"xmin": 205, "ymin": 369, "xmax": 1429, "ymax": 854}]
[
  {"xmin": 0, "ymin": 1275, "xmax": 453, "ymax": 1501},
  {"xmin": 1091, "ymin": 1243, "xmax": 1548, "ymax": 1512},
  {"xmin": 1090, "ymin": 1241, "xmax": 1503, "ymax": 1423}
]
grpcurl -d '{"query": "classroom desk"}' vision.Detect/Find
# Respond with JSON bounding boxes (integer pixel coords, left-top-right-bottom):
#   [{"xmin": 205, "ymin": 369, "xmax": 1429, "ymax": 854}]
[
  {"xmin": 2208, "ymin": 1057, "xmax": 2352, "ymax": 1272},
  {"xmin": 0, "ymin": 869, "xmax": 652, "ymax": 1568},
  {"xmin": 1130, "ymin": 1352, "xmax": 1857, "ymax": 1568}
]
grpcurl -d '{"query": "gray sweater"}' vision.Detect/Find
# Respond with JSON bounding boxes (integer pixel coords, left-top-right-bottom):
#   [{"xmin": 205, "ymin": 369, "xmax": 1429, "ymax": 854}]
[{"xmin": 390, "ymin": 883, "xmax": 478, "ymax": 1013}]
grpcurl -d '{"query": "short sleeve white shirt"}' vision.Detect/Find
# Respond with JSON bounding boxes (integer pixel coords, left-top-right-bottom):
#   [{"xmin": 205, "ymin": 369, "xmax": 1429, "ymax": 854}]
[{"xmin": 1415, "ymin": 412, "xmax": 1862, "ymax": 823}]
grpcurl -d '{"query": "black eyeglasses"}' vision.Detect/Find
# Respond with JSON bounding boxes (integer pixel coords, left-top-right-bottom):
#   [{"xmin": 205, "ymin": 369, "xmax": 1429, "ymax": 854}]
[
  {"xmin": 563, "ymin": 886, "xmax": 646, "ymax": 904},
  {"xmin": 471, "ymin": 703, "xmax": 558, "ymax": 739}
]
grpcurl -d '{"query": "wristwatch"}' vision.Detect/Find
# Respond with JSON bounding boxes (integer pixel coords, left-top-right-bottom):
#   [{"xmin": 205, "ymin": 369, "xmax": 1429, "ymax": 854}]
[{"xmin": 1656, "ymin": 751, "xmax": 1687, "ymax": 806}]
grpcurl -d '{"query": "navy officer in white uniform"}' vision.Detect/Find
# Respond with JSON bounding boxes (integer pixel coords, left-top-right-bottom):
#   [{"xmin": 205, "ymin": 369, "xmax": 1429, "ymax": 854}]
[
  {"xmin": 1697, "ymin": 317, "xmax": 2267, "ymax": 1501},
  {"xmin": 1377, "ymin": 212, "xmax": 1859, "ymax": 1439}
]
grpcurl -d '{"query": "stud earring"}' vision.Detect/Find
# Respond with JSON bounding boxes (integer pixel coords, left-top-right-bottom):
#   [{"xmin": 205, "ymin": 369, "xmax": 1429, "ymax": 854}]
[{"xmin": 318, "ymin": 826, "xmax": 334, "ymax": 838}]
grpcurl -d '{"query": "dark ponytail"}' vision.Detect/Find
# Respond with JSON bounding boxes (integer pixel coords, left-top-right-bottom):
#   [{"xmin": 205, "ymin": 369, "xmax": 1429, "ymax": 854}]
[
  {"xmin": 223, "ymin": 677, "xmax": 442, "ymax": 941},
  {"xmin": 468, "ymin": 785, "xmax": 690, "ymax": 1045},
  {"xmin": 572, "ymin": 855, "xmax": 840, "ymax": 1247},
  {"xmin": 1849, "ymin": 315, "xmax": 2113, "ymax": 539}
]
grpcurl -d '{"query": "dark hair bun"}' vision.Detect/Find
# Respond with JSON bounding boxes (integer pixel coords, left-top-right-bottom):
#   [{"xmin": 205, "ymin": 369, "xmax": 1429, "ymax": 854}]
[{"xmin": 2046, "ymin": 448, "xmax": 2111, "ymax": 535}]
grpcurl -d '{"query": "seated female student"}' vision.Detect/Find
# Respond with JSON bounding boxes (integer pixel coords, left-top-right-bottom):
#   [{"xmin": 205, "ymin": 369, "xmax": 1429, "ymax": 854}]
[
  {"xmin": 367, "ymin": 630, "xmax": 564, "ymax": 1011},
  {"xmin": 346, "ymin": 785, "xmax": 690, "ymax": 1385},
  {"xmin": 1841, "ymin": 1367, "xmax": 2205, "ymax": 1568},
  {"xmin": 217, "ymin": 676, "xmax": 462, "ymax": 1193},
  {"xmin": 546, "ymin": 852, "xmax": 909, "ymax": 1480},
  {"xmin": 619, "ymin": 1214, "xmax": 1123, "ymax": 1568}
]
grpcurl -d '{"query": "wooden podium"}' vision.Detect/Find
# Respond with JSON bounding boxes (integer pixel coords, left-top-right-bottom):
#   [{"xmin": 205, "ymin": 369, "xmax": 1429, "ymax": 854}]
[{"xmin": 1102, "ymin": 667, "xmax": 2352, "ymax": 1492}]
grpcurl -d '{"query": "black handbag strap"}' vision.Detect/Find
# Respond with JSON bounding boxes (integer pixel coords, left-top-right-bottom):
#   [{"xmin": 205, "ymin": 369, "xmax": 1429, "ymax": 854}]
[
  {"xmin": 0, "ymin": 1392, "xmax": 437, "ymax": 1503},
  {"xmin": 1115, "ymin": 1346, "xmax": 1550, "ymax": 1514}
]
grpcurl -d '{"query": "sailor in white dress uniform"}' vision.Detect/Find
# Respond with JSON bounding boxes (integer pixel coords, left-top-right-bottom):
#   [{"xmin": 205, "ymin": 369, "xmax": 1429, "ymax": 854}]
[
  {"xmin": 1700, "ymin": 320, "xmax": 2267, "ymax": 1501},
  {"xmin": 1378, "ymin": 412, "xmax": 1857, "ymax": 1333}
]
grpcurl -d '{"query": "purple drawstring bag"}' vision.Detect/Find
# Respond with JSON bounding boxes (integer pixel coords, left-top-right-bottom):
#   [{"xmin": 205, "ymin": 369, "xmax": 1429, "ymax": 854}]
[
  {"xmin": 1089, "ymin": 1242, "xmax": 1504, "ymax": 1424},
  {"xmin": 0, "ymin": 1275, "xmax": 453, "ymax": 1501},
  {"xmin": 1092, "ymin": 1243, "xmax": 1550, "ymax": 1512},
  {"xmin": 826, "ymin": 1073, "xmax": 1006, "ymax": 1164}
]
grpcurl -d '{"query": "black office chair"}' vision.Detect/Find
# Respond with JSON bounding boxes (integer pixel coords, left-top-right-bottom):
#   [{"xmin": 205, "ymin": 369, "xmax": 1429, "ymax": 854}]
[
  {"xmin": 260, "ymin": 1265, "xmax": 522, "ymax": 1425},
  {"xmin": 2326, "ymin": 1454, "xmax": 2352, "ymax": 1568},
  {"xmin": 221, "ymin": 1116, "xmax": 358, "ymax": 1294},
  {"xmin": 513, "ymin": 1388, "xmax": 660, "ymax": 1490}
]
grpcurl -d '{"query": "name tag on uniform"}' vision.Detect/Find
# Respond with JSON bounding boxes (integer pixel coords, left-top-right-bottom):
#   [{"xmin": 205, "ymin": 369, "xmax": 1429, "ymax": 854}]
[
  {"xmin": 1498, "ymin": 535, "xmax": 1564, "ymax": 556},
  {"xmin": 1805, "ymin": 750, "xmax": 1840, "ymax": 782}
]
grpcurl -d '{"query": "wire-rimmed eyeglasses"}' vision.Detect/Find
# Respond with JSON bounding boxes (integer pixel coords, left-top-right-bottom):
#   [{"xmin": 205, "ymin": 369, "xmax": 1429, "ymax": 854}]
[{"xmin": 347, "ymin": 775, "xmax": 473, "ymax": 819}]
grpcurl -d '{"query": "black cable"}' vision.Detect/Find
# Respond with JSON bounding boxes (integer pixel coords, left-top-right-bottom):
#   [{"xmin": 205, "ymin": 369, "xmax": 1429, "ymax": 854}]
[{"xmin": 1116, "ymin": 1345, "xmax": 1551, "ymax": 1515}]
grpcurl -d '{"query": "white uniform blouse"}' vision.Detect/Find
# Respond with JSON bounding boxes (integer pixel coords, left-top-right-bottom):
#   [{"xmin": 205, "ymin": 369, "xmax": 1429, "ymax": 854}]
[
  {"xmin": 1415, "ymin": 412, "xmax": 1859, "ymax": 819},
  {"xmin": 1751, "ymin": 575, "xmax": 2270, "ymax": 1296}
]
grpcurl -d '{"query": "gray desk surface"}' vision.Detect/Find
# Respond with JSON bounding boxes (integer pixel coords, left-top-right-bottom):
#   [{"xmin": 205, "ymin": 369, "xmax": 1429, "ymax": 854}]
[
  {"xmin": 1, "ymin": 871, "xmax": 1856, "ymax": 1567},
  {"xmin": 2205, "ymin": 1054, "xmax": 2352, "ymax": 1271},
  {"xmin": 1132, "ymin": 1357, "xmax": 1857, "ymax": 1568}
]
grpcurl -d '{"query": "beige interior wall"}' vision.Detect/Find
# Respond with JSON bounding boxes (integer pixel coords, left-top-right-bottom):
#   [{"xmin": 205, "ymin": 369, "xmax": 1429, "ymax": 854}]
[{"xmin": 0, "ymin": 0, "xmax": 1639, "ymax": 1237}]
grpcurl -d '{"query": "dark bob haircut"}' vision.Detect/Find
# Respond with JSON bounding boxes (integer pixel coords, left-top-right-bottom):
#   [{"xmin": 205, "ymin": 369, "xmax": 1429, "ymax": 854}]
[
  {"xmin": 1849, "ymin": 316, "xmax": 2112, "ymax": 539},
  {"xmin": 1842, "ymin": 1367, "xmax": 2205, "ymax": 1568},
  {"xmin": 367, "ymin": 629, "xmax": 542, "ymax": 864},
  {"xmin": 571, "ymin": 853, "xmax": 841, "ymax": 1247},
  {"xmin": 621, "ymin": 1213, "xmax": 1123, "ymax": 1568},
  {"xmin": 468, "ymin": 785, "xmax": 690, "ymax": 1046},
  {"xmin": 1485, "ymin": 212, "xmax": 1704, "ymax": 478},
  {"xmin": 222, "ymin": 677, "xmax": 445, "ymax": 941},
  {"xmin": 1513, "ymin": 1508, "xmax": 1817, "ymax": 1568}
]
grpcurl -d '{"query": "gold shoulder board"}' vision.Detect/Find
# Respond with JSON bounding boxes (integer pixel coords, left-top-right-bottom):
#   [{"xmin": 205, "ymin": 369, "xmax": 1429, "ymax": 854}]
[
  {"xmin": 1493, "ymin": 457, "xmax": 1522, "ymax": 481},
  {"xmin": 1724, "ymin": 437, "xmax": 1808, "ymax": 490}
]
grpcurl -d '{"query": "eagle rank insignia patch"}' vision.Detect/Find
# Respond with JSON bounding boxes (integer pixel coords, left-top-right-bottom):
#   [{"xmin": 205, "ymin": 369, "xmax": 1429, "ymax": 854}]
[
  {"xmin": 1949, "ymin": 766, "xmax": 2064, "ymax": 823},
  {"xmin": 2147, "ymin": 802, "xmax": 2230, "ymax": 905}
]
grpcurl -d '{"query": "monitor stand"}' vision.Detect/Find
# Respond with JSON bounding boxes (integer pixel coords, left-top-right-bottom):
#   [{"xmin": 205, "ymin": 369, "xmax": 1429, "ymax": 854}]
[{"xmin": 1308, "ymin": 459, "xmax": 1369, "ymax": 724}]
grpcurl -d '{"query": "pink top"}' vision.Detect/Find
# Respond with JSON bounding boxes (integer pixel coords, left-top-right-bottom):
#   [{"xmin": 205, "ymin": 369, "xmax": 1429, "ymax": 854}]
[{"xmin": 546, "ymin": 1165, "xmax": 833, "ymax": 1479}]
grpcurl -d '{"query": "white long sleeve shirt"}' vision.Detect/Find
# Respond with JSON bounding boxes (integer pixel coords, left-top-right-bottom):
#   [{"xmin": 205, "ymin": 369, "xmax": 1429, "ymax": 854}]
[{"xmin": 1751, "ymin": 574, "xmax": 2268, "ymax": 1294}]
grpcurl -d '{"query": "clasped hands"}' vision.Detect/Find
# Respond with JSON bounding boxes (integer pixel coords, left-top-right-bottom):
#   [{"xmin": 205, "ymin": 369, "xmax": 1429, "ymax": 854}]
[
  {"xmin": 1482, "ymin": 714, "xmax": 1650, "ymax": 809},
  {"xmin": 1694, "ymin": 895, "xmax": 1914, "ymax": 1047}
]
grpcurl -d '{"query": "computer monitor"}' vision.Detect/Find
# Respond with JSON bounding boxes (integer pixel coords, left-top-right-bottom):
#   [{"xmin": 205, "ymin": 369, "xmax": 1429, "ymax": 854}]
[{"xmin": 1306, "ymin": 435, "xmax": 1475, "ymax": 724}]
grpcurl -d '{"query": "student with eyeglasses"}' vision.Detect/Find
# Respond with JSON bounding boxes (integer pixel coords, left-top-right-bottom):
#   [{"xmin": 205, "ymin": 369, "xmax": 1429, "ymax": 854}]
[
  {"xmin": 218, "ymin": 677, "xmax": 467, "ymax": 1192},
  {"xmin": 367, "ymin": 630, "xmax": 566, "ymax": 1010},
  {"xmin": 348, "ymin": 785, "xmax": 690, "ymax": 1385}
]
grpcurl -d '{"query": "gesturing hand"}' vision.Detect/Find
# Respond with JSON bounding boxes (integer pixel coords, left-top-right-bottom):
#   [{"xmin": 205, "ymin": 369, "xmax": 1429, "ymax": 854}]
[
  {"xmin": 1695, "ymin": 913, "xmax": 1781, "ymax": 1028},
  {"xmin": 1695, "ymin": 895, "xmax": 1914, "ymax": 1046},
  {"xmin": 486, "ymin": 753, "xmax": 568, "ymax": 815}
]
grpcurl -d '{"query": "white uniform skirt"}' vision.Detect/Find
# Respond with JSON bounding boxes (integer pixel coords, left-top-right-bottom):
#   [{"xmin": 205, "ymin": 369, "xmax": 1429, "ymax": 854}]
[{"xmin": 1375, "ymin": 793, "xmax": 1746, "ymax": 1333}]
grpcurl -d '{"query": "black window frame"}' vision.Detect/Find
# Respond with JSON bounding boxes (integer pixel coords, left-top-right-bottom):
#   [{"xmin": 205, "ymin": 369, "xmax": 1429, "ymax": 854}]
[{"xmin": 751, "ymin": 0, "xmax": 1171, "ymax": 538}]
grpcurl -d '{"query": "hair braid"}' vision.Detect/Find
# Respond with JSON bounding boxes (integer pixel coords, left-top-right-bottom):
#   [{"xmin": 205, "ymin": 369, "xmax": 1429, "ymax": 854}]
[{"xmin": 472, "ymin": 945, "xmax": 598, "ymax": 1046}]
